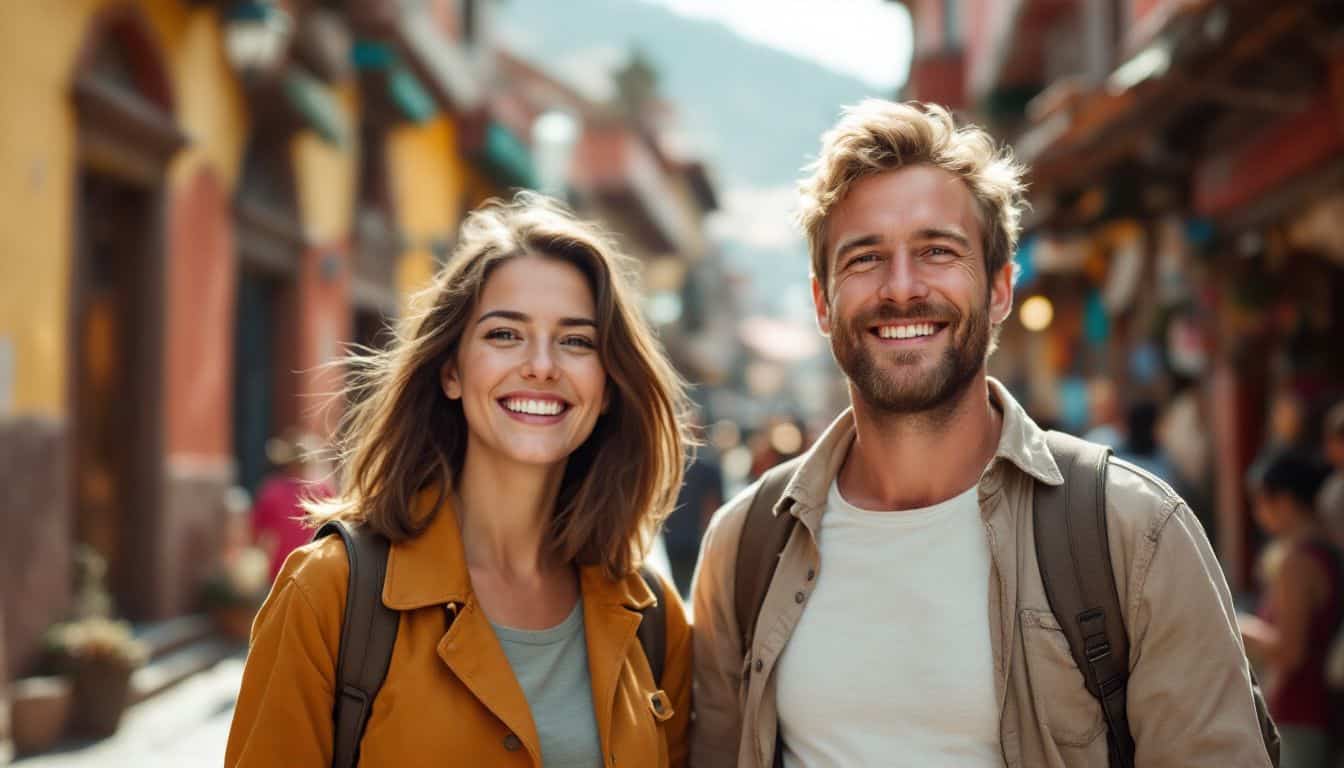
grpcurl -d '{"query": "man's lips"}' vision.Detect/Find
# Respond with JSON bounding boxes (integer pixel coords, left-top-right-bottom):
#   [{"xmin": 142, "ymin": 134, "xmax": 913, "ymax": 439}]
[{"xmin": 867, "ymin": 320, "xmax": 951, "ymax": 342}]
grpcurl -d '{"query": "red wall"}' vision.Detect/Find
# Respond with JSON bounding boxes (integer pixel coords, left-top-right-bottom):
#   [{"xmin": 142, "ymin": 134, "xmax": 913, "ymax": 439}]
[{"xmin": 164, "ymin": 168, "xmax": 235, "ymax": 457}]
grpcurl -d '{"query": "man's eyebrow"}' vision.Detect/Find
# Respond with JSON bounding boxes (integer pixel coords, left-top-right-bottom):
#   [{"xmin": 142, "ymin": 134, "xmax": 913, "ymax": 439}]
[
  {"xmin": 914, "ymin": 227, "xmax": 973, "ymax": 251},
  {"xmin": 475, "ymin": 309, "xmax": 596, "ymax": 327},
  {"xmin": 834, "ymin": 234, "xmax": 883, "ymax": 261}
]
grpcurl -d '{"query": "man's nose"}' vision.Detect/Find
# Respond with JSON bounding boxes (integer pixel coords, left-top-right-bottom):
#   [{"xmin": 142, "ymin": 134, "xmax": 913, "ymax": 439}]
[{"xmin": 877, "ymin": 251, "xmax": 929, "ymax": 304}]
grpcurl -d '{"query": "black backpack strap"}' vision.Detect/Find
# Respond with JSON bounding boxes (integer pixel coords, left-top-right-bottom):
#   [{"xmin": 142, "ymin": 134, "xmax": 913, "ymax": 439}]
[
  {"xmin": 314, "ymin": 520, "xmax": 400, "ymax": 768},
  {"xmin": 733, "ymin": 456, "xmax": 805, "ymax": 658},
  {"xmin": 1034, "ymin": 431, "xmax": 1134, "ymax": 768},
  {"xmin": 636, "ymin": 565, "xmax": 667, "ymax": 687}
]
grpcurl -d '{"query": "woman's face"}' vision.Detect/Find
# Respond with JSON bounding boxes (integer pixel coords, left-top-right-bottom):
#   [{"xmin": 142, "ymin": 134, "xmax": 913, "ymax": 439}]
[{"xmin": 442, "ymin": 255, "xmax": 609, "ymax": 472}]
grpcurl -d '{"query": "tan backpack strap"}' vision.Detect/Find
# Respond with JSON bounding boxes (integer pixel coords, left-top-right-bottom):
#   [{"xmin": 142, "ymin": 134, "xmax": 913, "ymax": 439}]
[
  {"xmin": 314, "ymin": 520, "xmax": 400, "ymax": 768},
  {"xmin": 733, "ymin": 456, "xmax": 805, "ymax": 658},
  {"xmin": 1035, "ymin": 431, "xmax": 1133, "ymax": 768}
]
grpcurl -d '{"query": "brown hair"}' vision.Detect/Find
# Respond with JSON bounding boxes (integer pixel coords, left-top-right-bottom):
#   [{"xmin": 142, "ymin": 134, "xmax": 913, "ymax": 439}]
[
  {"xmin": 798, "ymin": 100, "xmax": 1027, "ymax": 302},
  {"xmin": 307, "ymin": 193, "xmax": 689, "ymax": 578}
]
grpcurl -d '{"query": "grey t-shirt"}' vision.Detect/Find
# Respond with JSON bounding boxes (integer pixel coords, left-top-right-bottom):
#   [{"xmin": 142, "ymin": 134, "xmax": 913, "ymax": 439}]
[{"xmin": 493, "ymin": 601, "xmax": 602, "ymax": 768}]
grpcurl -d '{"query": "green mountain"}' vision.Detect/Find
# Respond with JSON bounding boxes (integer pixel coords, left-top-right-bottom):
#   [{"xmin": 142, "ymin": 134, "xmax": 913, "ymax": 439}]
[{"xmin": 496, "ymin": 0, "xmax": 898, "ymax": 312}]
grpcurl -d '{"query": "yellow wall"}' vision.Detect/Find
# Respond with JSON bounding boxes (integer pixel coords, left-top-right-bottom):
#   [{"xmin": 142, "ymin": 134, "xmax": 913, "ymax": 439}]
[
  {"xmin": 294, "ymin": 83, "xmax": 358, "ymax": 245},
  {"xmin": 0, "ymin": 0, "xmax": 247, "ymax": 417},
  {"xmin": 388, "ymin": 116, "xmax": 467, "ymax": 299}
]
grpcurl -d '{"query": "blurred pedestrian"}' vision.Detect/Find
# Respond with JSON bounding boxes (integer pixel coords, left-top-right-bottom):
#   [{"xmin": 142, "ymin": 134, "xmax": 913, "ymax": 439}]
[
  {"xmin": 250, "ymin": 429, "xmax": 332, "ymax": 582},
  {"xmin": 226, "ymin": 194, "xmax": 692, "ymax": 767},
  {"xmin": 1318, "ymin": 401, "xmax": 1344, "ymax": 549},
  {"xmin": 1240, "ymin": 451, "xmax": 1341, "ymax": 768},
  {"xmin": 1115, "ymin": 400, "xmax": 1178, "ymax": 483},
  {"xmin": 665, "ymin": 446, "xmax": 723, "ymax": 596}
]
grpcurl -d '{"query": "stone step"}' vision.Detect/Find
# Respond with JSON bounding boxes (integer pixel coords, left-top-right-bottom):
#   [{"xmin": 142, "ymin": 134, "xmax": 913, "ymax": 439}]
[
  {"xmin": 128, "ymin": 637, "xmax": 238, "ymax": 705},
  {"xmin": 133, "ymin": 614, "xmax": 216, "ymax": 661}
]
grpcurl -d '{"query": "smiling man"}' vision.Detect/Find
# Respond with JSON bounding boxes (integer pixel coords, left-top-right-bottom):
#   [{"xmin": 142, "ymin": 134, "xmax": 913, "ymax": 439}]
[{"xmin": 690, "ymin": 101, "xmax": 1274, "ymax": 768}]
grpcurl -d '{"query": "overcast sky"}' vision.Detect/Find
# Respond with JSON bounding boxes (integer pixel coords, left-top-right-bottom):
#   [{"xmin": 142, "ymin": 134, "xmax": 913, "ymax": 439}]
[{"xmin": 638, "ymin": 0, "xmax": 912, "ymax": 91}]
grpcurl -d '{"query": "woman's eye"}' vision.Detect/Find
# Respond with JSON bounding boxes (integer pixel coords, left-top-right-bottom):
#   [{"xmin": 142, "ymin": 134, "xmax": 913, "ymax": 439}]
[
  {"xmin": 485, "ymin": 328, "xmax": 520, "ymax": 341},
  {"xmin": 561, "ymin": 335, "xmax": 596, "ymax": 349}
]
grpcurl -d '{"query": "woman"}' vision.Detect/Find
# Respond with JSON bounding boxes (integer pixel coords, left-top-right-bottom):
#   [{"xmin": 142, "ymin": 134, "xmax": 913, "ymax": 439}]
[
  {"xmin": 1239, "ymin": 450, "xmax": 1342, "ymax": 768},
  {"xmin": 226, "ymin": 193, "xmax": 692, "ymax": 767}
]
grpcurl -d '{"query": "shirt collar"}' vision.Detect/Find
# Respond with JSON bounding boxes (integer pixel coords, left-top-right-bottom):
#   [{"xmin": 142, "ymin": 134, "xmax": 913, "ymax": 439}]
[{"xmin": 777, "ymin": 377, "xmax": 1063, "ymax": 523}]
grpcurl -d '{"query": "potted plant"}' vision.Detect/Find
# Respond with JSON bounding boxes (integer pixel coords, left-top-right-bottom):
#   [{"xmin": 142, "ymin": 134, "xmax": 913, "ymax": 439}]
[
  {"xmin": 8, "ymin": 676, "xmax": 71, "ymax": 756},
  {"xmin": 46, "ymin": 617, "xmax": 148, "ymax": 738}
]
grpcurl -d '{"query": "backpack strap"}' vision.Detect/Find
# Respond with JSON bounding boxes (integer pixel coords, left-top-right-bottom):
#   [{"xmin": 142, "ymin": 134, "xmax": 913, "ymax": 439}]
[
  {"xmin": 314, "ymin": 520, "xmax": 401, "ymax": 768},
  {"xmin": 636, "ymin": 565, "xmax": 667, "ymax": 687},
  {"xmin": 1034, "ymin": 431, "xmax": 1134, "ymax": 768},
  {"xmin": 733, "ymin": 456, "xmax": 805, "ymax": 658}
]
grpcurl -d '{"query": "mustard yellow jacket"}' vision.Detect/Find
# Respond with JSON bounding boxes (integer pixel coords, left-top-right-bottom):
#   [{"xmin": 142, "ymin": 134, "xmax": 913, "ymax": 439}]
[{"xmin": 225, "ymin": 492, "xmax": 691, "ymax": 767}]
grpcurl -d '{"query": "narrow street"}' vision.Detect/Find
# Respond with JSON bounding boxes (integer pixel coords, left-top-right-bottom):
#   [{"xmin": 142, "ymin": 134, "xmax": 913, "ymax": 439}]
[{"xmin": 15, "ymin": 656, "xmax": 243, "ymax": 767}]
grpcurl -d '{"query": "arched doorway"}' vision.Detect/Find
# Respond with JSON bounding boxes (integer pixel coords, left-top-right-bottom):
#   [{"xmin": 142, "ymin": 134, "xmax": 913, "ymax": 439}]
[{"xmin": 69, "ymin": 7, "xmax": 184, "ymax": 620}]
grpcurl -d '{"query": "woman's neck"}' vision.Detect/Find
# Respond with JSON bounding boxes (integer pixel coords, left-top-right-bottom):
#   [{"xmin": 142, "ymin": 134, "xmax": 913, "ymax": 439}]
[{"xmin": 454, "ymin": 450, "xmax": 566, "ymax": 579}]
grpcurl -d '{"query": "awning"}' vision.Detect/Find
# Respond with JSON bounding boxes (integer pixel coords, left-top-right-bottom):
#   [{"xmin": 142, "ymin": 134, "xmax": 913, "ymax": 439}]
[
  {"xmin": 283, "ymin": 68, "xmax": 347, "ymax": 145},
  {"xmin": 474, "ymin": 121, "xmax": 537, "ymax": 190},
  {"xmin": 352, "ymin": 40, "xmax": 437, "ymax": 123}
]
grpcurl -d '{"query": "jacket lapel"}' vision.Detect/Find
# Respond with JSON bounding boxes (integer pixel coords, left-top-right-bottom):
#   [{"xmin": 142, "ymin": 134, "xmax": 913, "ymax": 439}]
[
  {"xmin": 580, "ymin": 566, "xmax": 653, "ymax": 762},
  {"xmin": 382, "ymin": 488, "xmax": 541, "ymax": 763},
  {"xmin": 437, "ymin": 601, "xmax": 542, "ymax": 764}
]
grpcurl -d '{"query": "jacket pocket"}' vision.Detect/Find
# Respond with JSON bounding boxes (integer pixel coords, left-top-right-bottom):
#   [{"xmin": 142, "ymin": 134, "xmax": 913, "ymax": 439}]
[{"xmin": 1019, "ymin": 609, "xmax": 1106, "ymax": 747}]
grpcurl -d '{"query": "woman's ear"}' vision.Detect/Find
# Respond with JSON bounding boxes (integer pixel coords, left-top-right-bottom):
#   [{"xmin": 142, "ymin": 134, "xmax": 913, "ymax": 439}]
[{"xmin": 440, "ymin": 358, "xmax": 462, "ymax": 400}]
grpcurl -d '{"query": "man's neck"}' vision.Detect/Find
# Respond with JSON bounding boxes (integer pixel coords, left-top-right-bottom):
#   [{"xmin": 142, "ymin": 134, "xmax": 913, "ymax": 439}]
[{"xmin": 838, "ymin": 374, "xmax": 1003, "ymax": 511}]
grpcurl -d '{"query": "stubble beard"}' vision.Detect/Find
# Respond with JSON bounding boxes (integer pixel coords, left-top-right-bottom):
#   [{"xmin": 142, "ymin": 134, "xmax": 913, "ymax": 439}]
[{"xmin": 831, "ymin": 295, "xmax": 991, "ymax": 420}]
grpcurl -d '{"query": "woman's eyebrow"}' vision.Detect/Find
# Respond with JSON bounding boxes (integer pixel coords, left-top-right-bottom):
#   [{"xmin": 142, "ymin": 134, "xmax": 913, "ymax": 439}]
[{"xmin": 476, "ymin": 309, "xmax": 596, "ymax": 327}]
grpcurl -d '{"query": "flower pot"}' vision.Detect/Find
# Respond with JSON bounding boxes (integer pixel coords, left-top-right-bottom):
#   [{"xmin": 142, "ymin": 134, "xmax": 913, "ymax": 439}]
[
  {"xmin": 10, "ymin": 676, "xmax": 71, "ymax": 756},
  {"xmin": 68, "ymin": 658, "xmax": 134, "ymax": 738},
  {"xmin": 212, "ymin": 604, "xmax": 258, "ymax": 641}
]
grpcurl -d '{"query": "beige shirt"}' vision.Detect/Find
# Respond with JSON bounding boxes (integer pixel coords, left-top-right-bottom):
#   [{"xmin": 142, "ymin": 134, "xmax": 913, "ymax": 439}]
[{"xmin": 690, "ymin": 379, "xmax": 1272, "ymax": 768}]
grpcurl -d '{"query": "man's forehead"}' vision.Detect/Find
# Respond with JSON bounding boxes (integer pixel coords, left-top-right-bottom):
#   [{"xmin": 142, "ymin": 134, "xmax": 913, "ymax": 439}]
[{"xmin": 826, "ymin": 168, "xmax": 981, "ymax": 253}]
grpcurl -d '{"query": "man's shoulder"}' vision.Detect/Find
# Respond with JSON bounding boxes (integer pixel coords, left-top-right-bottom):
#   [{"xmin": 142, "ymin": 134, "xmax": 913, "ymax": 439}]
[{"xmin": 1100, "ymin": 454, "xmax": 1189, "ymax": 543}]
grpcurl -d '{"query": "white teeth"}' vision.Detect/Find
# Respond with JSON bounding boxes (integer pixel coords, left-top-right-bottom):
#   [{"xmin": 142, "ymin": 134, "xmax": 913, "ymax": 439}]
[
  {"xmin": 504, "ymin": 398, "xmax": 564, "ymax": 416},
  {"xmin": 878, "ymin": 323, "xmax": 936, "ymax": 339}
]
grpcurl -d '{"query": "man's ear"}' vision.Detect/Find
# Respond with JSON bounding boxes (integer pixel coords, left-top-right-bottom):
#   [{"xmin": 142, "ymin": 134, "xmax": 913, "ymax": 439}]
[
  {"xmin": 811, "ymin": 274, "xmax": 832, "ymax": 337},
  {"xmin": 440, "ymin": 358, "xmax": 462, "ymax": 400},
  {"xmin": 989, "ymin": 260, "xmax": 1014, "ymax": 327}
]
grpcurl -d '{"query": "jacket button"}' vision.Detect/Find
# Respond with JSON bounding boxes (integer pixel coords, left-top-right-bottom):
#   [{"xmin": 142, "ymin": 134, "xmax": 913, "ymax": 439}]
[
  {"xmin": 503, "ymin": 733, "xmax": 522, "ymax": 751},
  {"xmin": 794, "ymin": 591, "xmax": 805, "ymax": 604},
  {"xmin": 754, "ymin": 658, "xmax": 763, "ymax": 672}
]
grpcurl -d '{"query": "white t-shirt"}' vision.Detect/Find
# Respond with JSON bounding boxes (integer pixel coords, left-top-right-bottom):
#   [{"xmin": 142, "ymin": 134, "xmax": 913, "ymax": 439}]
[{"xmin": 774, "ymin": 480, "xmax": 1000, "ymax": 767}]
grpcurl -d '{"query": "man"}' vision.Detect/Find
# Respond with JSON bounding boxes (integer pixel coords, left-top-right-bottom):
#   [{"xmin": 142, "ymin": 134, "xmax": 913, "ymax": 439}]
[{"xmin": 690, "ymin": 100, "xmax": 1271, "ymax": 767}]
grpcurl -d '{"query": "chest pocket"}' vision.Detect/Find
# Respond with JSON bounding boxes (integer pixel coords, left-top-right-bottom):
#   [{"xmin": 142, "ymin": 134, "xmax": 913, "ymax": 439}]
[{"xmin": 1020, "ymin": 609, "xmax": 1106, "ymax": 747}]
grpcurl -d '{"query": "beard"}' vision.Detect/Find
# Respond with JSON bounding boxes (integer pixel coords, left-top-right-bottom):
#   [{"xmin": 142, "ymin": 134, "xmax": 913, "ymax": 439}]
[{"xmin": 830, "ymin": 295, "xmax": 990, "ymax": 416}]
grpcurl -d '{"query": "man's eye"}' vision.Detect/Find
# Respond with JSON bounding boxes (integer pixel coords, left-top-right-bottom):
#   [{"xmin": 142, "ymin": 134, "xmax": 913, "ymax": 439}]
[
  {"xmin": 848, "ymin": 252, "xmax": 880, "ymax": 268},
  {"xmin": 926, "ymin": 247, "xmax": 956, "ymax": 259}
]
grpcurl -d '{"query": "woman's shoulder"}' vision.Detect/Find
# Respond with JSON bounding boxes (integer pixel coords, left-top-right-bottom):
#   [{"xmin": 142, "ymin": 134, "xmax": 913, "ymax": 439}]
[{"xmin": 271, "ymin": 532, "xmax": 352, "ymax": 617}]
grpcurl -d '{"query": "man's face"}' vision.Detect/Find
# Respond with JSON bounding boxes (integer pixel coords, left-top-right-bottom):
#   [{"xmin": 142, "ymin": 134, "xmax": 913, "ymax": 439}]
[{"xmin": 811, "ymin": 165, "xmax": 1012, "ymax": 415}]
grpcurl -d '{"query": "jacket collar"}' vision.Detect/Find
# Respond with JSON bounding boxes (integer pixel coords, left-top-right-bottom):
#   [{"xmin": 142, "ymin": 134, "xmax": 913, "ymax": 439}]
[
  {"xmin": 382, "ymin": 486, "xmax": 659, "ymax": 611},
  {"xmin": 383, "ymin": 487, "xmax": 471, "ymax": 610},
  {"xmin": 779, "ymin": 377, "xmax": 1063, "ymax": 523}
]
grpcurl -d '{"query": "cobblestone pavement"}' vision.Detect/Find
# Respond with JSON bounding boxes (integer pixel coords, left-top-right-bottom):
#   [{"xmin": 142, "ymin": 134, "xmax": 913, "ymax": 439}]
[{"xmin": 15, "ymin": 654, "xmax": 244, "ymax": 767}]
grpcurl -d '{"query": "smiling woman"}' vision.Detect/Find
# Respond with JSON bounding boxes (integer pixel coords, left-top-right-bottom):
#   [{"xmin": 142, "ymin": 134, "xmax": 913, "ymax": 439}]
[{"xmin": 226, "ymin": 192, "xmax": 695, "ymax": 768}]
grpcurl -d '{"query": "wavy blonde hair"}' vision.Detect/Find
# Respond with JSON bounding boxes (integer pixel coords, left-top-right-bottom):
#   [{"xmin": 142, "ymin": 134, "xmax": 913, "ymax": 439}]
[
  {"xmin": 308, "ymin": 193, "xmax": 690, "ymax": 579},
  {"xmin": 798, "ymin": 100, "xmax": 1027, "ymax": 302}
]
